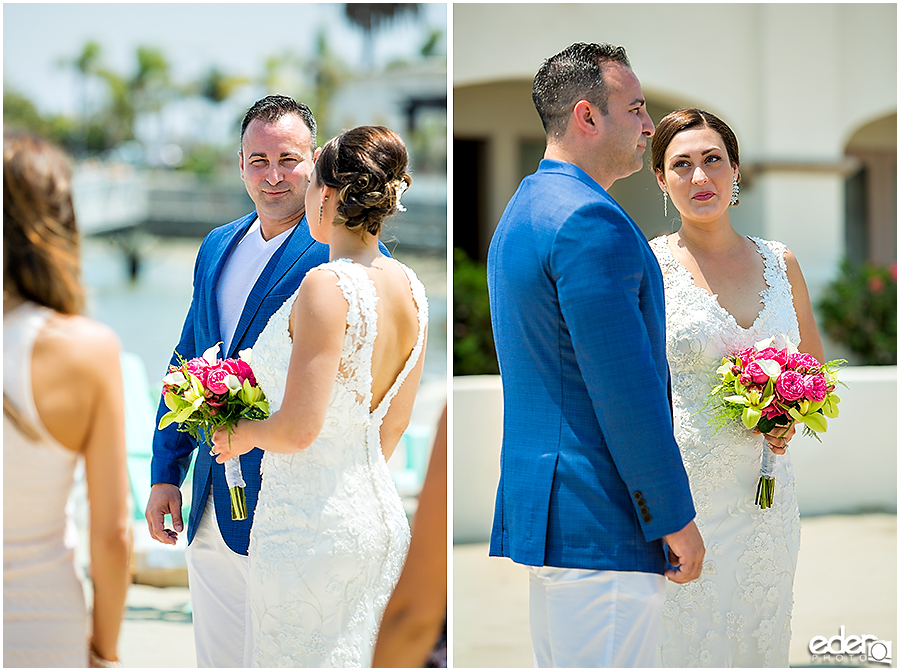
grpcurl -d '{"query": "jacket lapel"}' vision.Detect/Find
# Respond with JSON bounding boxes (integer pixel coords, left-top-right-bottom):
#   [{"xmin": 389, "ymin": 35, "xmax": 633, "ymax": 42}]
[
  {"xmin": 194, "ymin": 212, "xmax": 256, "ymax": 356},
  {"xmin": 203, "ymin": 213, "xmax": 256, "ymax": 351},
  {"xmin": 227, "ymin": 215, "xmax": 317, "ymax": 357}
]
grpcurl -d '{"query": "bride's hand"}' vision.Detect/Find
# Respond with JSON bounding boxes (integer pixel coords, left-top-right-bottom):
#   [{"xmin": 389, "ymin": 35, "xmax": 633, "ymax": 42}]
[
  {"xmin": 211, "ymin": 422, "xmax": 255, "ymax": 463},
  {"xmin": 752, "ymin": 423, "xmax": 796, "ymax": 455}
]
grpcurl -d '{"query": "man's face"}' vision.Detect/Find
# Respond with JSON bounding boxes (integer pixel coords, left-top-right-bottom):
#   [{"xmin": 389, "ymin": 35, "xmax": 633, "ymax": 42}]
[
  {"xmin": 239, "ymin": 114, "xmax": 315, "ymax": 230},
  {"xmin": 594, "ymin": 63, "xmax": 655, "ymax": 184}
]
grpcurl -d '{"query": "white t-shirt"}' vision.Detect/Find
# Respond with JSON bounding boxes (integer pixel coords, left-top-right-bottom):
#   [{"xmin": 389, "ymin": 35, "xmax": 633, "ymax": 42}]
[{"xmin": 216, "ymin": 218, "xmax": 293, "ymax": 355}]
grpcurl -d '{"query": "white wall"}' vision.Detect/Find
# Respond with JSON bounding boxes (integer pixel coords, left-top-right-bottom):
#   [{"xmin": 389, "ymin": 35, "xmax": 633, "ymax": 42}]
[{"xmin": 453, "ymin": 367, "xmax": 897, "ymax": 544}]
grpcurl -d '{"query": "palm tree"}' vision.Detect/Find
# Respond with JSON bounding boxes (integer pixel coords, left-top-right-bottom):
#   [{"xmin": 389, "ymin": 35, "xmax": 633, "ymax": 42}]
[
  {"xmin": 344, "ymin": 4, "xmax": 420, "ymax": 70},
  {"xmin": 60, "ymin": 40, "xmax": 103, "ymax": 154}
]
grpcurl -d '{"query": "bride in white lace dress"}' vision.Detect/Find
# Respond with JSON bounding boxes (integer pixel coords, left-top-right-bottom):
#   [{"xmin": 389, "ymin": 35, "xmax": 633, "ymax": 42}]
[
  {"xmin": 648, "ymin": 109, "xmax": 826, "ymax": 667},
  {"xmin": 212, "ymin": 126, "xmax": 428, "ymax": 667}
]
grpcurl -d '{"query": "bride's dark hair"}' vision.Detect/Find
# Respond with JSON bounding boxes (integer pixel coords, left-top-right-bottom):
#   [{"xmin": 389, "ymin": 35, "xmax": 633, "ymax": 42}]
[
  {"xmin": 313, "ymin": 126, "xmax": 412, "ymax": 237},
  {"xmin": 651, "ymin": 108, "xmax": 741, "ymax": 204}
]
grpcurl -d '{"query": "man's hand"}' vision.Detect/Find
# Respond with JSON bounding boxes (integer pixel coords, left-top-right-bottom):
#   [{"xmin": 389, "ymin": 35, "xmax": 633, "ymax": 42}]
[
  {"xmin": 662, "ymin": 520, "xmax": 705, "ymax": 584},
  {"xmin": 145, "ymin": 483, "xmax": 183, "ymax": 545}
]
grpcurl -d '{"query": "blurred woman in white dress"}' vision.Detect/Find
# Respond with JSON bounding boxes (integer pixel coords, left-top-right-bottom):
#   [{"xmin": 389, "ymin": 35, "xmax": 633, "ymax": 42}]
[{"xmin": 4, "ymin": 129, "xmax": 131, "ymax": 667}]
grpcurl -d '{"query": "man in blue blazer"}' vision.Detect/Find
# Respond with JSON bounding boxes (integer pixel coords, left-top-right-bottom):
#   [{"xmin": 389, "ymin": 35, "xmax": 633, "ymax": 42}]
[
  {"xmin": 488, "ymin": 44, "xmax": 705, "ymax": 667},
  {"xmin": 145, "ymin": 95, "xmax": 384, "ymax": 667}
]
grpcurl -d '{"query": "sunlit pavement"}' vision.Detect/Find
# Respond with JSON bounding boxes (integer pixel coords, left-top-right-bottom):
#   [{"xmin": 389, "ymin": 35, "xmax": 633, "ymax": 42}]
[{"xmin": 452, "ymin": 514, "xmax": 897, "ymax": 669}]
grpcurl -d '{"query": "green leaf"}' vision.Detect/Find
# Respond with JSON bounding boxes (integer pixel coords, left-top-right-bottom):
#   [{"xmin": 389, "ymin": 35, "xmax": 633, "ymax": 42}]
[
  {"xmin": 742, "ymin": 406, "xmax": 761, "ymax": 429},
  {"xmin": 801, "ymin": 411, "xmax": 828, "ymax": 433},
  {"xmin": 757, "ymin": 416, "xmax": 777, "ymax": 434},
  {"xmin": 158, "ymin": 409, "xmax": 180, "ymax": 430},
  {"xmin": 822, "ymin": 394, "xmax": 841, "ymax": 419}
]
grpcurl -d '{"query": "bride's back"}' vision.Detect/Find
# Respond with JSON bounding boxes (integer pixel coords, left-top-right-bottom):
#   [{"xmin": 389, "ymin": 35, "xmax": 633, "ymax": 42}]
[
  {"xmin": 307, "ymin": 125, "xmax": 427, "ymax": 456},
  {"xmin": 367, "ymin": 257, "xmax": 422, "ymax": 412}
]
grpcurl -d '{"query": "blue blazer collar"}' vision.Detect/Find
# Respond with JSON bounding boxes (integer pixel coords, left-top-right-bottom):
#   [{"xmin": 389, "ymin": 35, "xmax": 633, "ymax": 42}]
[
  {"xmin": 537, "ymin": 159, "xmax": 608, "ymax": 196},
  {"xmin": 537, "ymin": 159, "xmax": 636, "ymax": 226}
]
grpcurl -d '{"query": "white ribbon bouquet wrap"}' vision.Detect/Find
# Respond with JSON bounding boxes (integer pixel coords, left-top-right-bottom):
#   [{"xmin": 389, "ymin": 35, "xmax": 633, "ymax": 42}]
[{"xmin": 158, "ymin": 344, "xmax": 270, "ymax": 520}]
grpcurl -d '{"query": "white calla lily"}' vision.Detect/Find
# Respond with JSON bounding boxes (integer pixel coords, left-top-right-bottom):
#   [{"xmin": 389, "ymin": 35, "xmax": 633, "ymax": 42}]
[
  {"xmin": 757, "ymin": 359, "xmax": 782, "ymax": 378},
  {"xmin": 224, "ymin": 374, "xmax": 242, "ymax": 394},
  {"xmin": 162, "ymin": 371, "xmax": 186, "ymax": 386},
  {"xmin": 203, "ymin": 343, "xmax": 221, "ymax": 364}
]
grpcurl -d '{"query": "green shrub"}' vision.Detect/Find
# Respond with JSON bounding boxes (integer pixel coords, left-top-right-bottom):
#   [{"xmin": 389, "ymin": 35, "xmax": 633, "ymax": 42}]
[
  {"xmin": 818, "ymin": 259, "xmax": 897, "ymax": 365},
  {"xmin": 453, "ymin": 248, "xmax": 499, "ymax": 376}
]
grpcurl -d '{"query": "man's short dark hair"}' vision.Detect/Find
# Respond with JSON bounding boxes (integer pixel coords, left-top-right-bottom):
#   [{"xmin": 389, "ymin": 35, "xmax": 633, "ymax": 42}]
[
  {"xmin": 532, "ymin": 43, "xmax": 631, "ymax": 138},
  {"xmin": 240, "ymin": 95, "xmax": 317, "ymax": 149}
]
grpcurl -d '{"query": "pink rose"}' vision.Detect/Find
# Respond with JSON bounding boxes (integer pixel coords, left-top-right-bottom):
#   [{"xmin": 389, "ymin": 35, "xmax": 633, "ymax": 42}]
[
  {"xmin": 224, "ymin": 358, "xmax": 256, "ymax": 386},
  {"xmin": 739, "ymin": 373, "xmax": 752, "ymax": 387},
  {"xmin": 756, "ymin": 347, "xmax": 788, "ymax": 366},
  {"xmin": 205, "ymin": 364, "xmax": 231, "ymax": 395},
  {"xmin": 803, "ymin": 374, "xmax": 828, "ymax": 402},
  {"xmin": 185, "ymin": 357, "xmax": 210, "ymax": 385},
  {"xmin": 787, "ymin": 352, "xmax": 822, "ymax": 372},
  {"xmin": 745, "ymin": 361, "xmax": 770, "ymax": 385},
  {"xmin": 775, "ymin": 370, "xmax": 805, "ymax": 401}
]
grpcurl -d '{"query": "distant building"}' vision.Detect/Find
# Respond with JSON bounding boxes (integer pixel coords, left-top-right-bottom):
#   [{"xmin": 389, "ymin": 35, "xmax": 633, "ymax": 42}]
[{"xmin": 453, "ymin": 3, "xmax": 897, "ymax": 318}]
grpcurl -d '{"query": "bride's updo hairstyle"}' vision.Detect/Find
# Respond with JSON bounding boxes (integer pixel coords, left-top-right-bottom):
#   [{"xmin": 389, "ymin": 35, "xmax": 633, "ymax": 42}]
[
  {"xmin": 314, "ymin": 125, "xmax": 412, "ymax": 237},
  {"xmin": 651, "ymin": 108, "xmax": 741, "ymax": 204}
]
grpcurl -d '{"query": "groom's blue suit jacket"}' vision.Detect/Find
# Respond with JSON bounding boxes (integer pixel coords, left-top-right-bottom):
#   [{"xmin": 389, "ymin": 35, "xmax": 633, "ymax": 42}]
[
  {"xmin": 487, "ymin": 160, "xmax": 695, "ymax": 574},
  {"xmin": 150, "ymin": 211, "xmax": 332, "ymax": 555}
]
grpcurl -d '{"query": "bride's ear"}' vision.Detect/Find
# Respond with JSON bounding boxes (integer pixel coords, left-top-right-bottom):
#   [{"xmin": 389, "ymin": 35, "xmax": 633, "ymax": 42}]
[{"xmin": 655, "ymin": 170, "xmax": 667, "ymax": 193}]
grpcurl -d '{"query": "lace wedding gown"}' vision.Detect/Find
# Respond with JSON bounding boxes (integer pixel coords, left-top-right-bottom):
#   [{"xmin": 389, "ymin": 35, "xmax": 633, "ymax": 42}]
[
  {"xmin": 650, "ymin": 236, "xmax": 802, "ymax": 667},
  {"xmin": 247, "ymin": 259, "xmax": 427, "ymax": 667}
]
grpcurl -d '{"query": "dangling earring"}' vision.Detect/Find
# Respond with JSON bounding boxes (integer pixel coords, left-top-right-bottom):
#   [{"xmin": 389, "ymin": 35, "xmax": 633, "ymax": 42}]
[
  {"xmin": 662, "ymin": 187, "xmax": 668, "ymax": 217},
  {"xmin": 730, "ymin": 178, "xmax": 740, "ymax": 206},
  {"xmin": 318, "ymin": 195, "xmax": 329, "ymax": 226}
]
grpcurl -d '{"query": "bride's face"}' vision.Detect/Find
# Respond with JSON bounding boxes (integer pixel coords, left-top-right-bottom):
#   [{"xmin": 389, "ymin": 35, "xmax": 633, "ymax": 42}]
[{"xmin": 657, "ymin": 127, "xmax": 738, "ymax": 224}]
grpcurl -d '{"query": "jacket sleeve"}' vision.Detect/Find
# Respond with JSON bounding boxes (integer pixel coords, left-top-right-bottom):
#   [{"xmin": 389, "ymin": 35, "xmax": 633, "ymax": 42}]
[
  {"xmin": 550, "ymin": 201, "xmax": 695, "ymax": 542},
  {"xmin": 149, "ymin": 238, "xmax": 207, "ymax": 487}
]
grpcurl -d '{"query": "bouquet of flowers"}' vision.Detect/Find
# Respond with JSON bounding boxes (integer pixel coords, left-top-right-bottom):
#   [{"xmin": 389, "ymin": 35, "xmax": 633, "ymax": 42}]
[
  {"xmin": 707, "ymin": 336, "xmax": 845, "ymax": 509},
  {"xmin": 157, "ymin": 344, "xmax": 269, "ymax": 520}
]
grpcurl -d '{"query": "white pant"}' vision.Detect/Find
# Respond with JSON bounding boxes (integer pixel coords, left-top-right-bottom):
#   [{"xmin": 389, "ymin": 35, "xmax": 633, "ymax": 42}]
[
  {"xmin": 184, "ymin": 494, "xmax": 252, "ymax": 668},
  {"xmin": 528, "ymin": 566, "xmax": 666, "ymax": 668}
]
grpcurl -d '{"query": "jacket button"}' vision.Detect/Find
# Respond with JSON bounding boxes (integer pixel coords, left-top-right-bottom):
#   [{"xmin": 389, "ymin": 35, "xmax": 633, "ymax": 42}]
[
  {"xmin": 637, "ymin": 498, "xmax": 646, "ymax": 507},
  {"xmin": 633, "ymin": 491, "xmax": 643, "ymax": 499},
  {"xmin": 640, "ymin": 507, "xmax": 649, "ymax": 515},
  {"xmin": 643, "ymin": 515, "xmax": 652, "ymax": 523}
]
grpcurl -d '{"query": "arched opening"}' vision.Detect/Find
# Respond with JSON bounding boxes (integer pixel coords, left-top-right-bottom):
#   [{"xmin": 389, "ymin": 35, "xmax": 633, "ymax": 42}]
[{"xmin": 845, "ymin": 113, "xmax": 897, "ymax": 266}]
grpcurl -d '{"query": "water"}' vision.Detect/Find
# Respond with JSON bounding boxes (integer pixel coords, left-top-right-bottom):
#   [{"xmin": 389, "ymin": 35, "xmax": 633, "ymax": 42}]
[{"xmin": 81, "ymin": 233, "xmax": 448, "ymax": 431}]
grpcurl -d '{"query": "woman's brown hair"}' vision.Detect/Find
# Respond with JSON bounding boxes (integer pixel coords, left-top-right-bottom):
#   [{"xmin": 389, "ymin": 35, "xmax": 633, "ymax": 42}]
[
  {"xmin": 313, "ymin": 125, "xmax": 412, "ymax": 238},
  {"xmin": 4, "ymin": 128, "xmax": 84, "ymax": 314}
]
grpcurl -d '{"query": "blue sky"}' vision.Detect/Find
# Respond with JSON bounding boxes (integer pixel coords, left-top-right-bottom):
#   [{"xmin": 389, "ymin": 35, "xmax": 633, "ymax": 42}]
[{"xmin": 3, "ymin": 2, "xmax": 447, "ymax": 117}]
